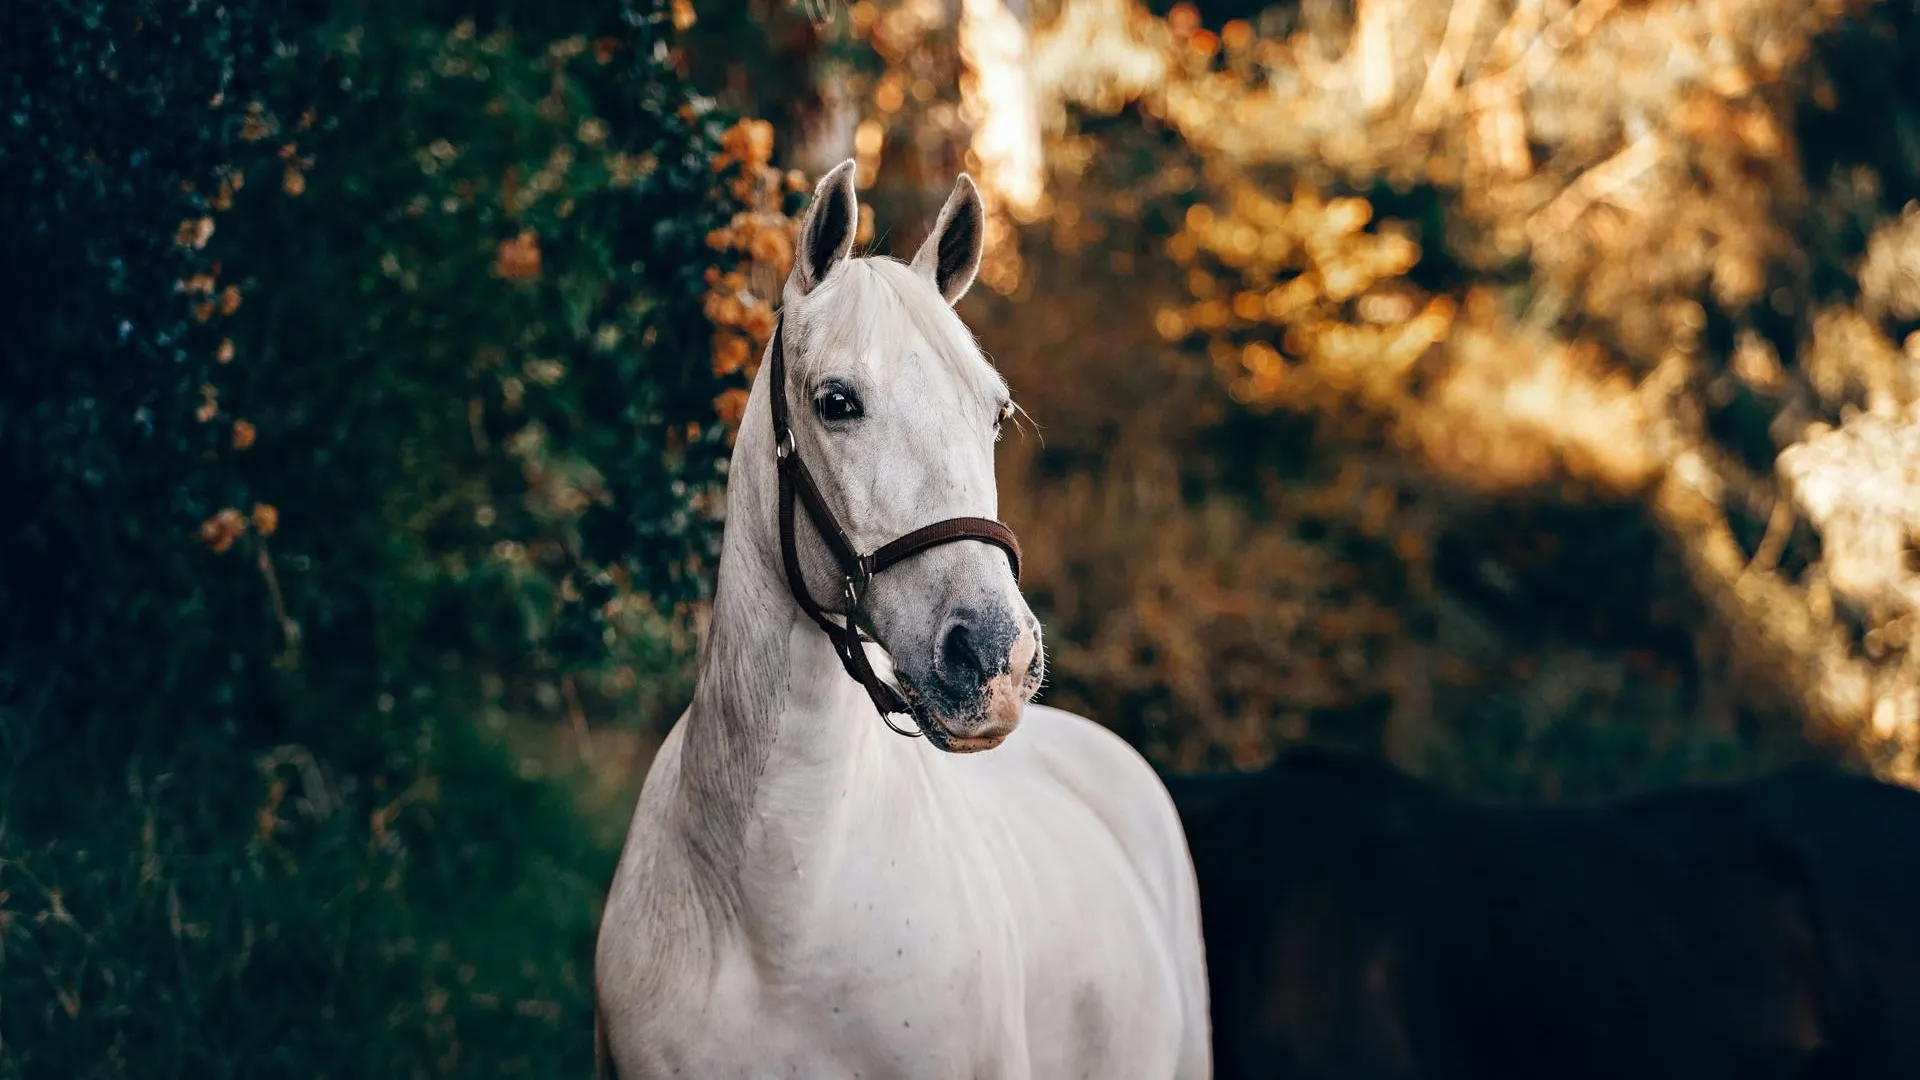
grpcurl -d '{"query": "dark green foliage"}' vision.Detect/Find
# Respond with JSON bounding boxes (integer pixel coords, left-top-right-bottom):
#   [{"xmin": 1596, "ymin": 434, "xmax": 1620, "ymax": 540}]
[{"xmin": 1, "ymin": 0, "xmax": 747, "ymax": 1074}]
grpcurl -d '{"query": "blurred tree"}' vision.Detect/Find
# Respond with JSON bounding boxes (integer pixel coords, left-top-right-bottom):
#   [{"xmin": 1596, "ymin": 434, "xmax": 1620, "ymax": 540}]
[
  {"xmin": 0, "ymin": 0, "xmax": 790, "ymax": 1074},
  {"xmin": 762, "ymin": 0, "xmax": 1919, "ymax": 790},
  {"xmin": 1129, "ymin": 0, "xmax": 1920, "ymax": 774}
]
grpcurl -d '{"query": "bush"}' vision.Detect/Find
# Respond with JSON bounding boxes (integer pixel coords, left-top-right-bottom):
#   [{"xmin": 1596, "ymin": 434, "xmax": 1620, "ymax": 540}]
[{"xmin": 0, "ymin": 0, "xmax": 788, "ymax": 1074}]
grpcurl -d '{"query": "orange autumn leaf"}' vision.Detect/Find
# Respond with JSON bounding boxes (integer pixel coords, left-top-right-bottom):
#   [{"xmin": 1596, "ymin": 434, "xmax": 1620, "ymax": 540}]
[
  {"xmin": 713, "ymin": 387, "xmax": 750, "ymax": 429},
  {"xmin": 176, "ymin": 217, "xmax": 215, "ymax": 249},
  {"xmin": 198, "ymin": 508, "xmax": 247, "ymax": 554},
  {"xmin": 747, "ymin": 225, "xmax": 793, "ymax": 277},
  {"xmin": 742, "ymin": 304, "xmax": 776, "ymax": 343},
  {"xmin": 494, "ymin": 230, "xmax": 542, "ymax": 282},
  {"xmin": 240, "ymin": 102, "xmax": 273, "ymax": 142},
  {"xmin": 251, "ymin": 503, "xmax": 279, "ymax": 537},
  {"xmin": 712, "ymin": 333, "xmax": 751, "ymax": 376},
  {"xmin": 713, "ymin": 119, "xmax": 775, "ymax": 173}
]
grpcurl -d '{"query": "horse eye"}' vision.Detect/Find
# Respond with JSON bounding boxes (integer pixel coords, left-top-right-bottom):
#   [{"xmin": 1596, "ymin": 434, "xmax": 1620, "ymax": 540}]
[{"xmin": 815, "ymin": 385, "xmax": 863, "ymax": 423}]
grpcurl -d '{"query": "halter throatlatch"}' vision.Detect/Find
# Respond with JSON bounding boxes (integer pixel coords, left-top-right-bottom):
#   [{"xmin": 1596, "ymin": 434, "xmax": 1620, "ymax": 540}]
[{"xmin": 767, "ymin": 315, "xmax": 1023, "ymax": 736}]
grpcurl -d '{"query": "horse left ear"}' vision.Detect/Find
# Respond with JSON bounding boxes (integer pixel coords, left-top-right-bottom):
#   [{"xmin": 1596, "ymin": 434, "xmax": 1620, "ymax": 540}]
[
  {"xmin": 791, "ymin": 159, "xmax": 860, "ymax": 298},
  {"xmin": 912, "ymin": 174, "xmax": 985, "ymax": 306}
]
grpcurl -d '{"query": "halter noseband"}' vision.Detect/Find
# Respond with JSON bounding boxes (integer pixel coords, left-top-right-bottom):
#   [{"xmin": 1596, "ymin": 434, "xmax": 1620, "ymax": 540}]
[{"xmin": 767, "ymin": 314, "xmax": 1023, "ymax": 737}]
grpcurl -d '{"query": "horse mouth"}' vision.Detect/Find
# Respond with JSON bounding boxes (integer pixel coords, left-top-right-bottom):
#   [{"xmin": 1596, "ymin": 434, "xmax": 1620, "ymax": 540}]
[
  {"xmin": 896, "ymin": 669, "xmax": 1035, "ymax": 754},
  {"xmin": 918, "ymin": 721, "xmax": 1015, "ymax": 754}
]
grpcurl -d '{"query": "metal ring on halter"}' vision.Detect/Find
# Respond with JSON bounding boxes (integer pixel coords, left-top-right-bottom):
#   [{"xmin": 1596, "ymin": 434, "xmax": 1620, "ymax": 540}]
[
  {"xmin": 844, "ymin": 554, "xmax": 878, "ymax": 606},
  {"xmin": 839, "ymin": 571, "xmax": 922, "ymax": 737},
  {"xmin": 878, "ymin": 707, "xmax": 922, "ymax": 739}
]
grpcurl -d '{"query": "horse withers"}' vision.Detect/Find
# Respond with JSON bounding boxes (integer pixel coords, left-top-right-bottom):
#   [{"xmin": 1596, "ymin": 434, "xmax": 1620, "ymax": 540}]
[
  {"xmin": 1173, "ymin": 749, "xmax": 1920, "ymax": 1080},
  {"xmin": 594, "ymin": 161, "xmax": 1210, "ymax": 1079}
]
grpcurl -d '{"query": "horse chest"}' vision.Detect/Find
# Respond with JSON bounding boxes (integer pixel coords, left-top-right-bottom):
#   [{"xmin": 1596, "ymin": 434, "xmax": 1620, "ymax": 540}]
[
  {"xmin": 625, "ymin": 906, "xmax": 1018, "ymax": 1079},
  {"xmin": 615, "ymin": 811, "xmax": 1168, "ymax": 1079}
]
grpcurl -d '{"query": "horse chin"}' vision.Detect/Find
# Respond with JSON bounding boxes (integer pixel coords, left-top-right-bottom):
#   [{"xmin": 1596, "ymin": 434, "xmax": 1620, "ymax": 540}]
[
  {"xmin": 919, "ymin": 723, "xmax": 1012, "ymax": 754},
  {"xmin": 899, "ymin": 676, "xmax": 1031, "ymax": 754}
]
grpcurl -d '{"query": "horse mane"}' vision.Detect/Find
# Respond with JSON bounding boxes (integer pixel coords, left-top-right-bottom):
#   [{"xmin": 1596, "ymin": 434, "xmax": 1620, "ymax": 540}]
[{"xmin": 594, "ymin": 1001, "xmax": 618, "ymax": 1080}]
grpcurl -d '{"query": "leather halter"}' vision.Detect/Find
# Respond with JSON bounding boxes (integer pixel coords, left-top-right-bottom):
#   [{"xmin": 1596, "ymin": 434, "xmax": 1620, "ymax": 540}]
[{"xmin": 767, "ymin": 314, "xmax": 1023, "ymax": 736}]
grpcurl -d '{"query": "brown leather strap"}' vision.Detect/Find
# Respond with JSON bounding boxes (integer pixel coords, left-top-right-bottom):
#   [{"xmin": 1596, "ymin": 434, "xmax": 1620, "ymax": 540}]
[
  {"xmin": 765, "ymin": 314, "xmax": 1024, "ymax": 727},
  {"xmin": 871, "ymin": 517, "xmax": 1020, "ymax": 580},
  {"xmin": 776, "ymin": 461, "xmax": 849, "ymax": 635}
]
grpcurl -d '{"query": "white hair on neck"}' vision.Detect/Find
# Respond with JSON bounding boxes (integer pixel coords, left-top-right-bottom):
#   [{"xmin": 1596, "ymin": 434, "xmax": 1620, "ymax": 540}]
[{"xmin": 791, "ymin": 256, "xmax": 1008, "ymax": 402}]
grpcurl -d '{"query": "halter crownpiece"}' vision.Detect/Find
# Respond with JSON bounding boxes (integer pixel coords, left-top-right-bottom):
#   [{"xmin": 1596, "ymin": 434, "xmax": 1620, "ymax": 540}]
[{"xmin": 767, "ymin": 314, "xmax": 1023, "ymax": 737}]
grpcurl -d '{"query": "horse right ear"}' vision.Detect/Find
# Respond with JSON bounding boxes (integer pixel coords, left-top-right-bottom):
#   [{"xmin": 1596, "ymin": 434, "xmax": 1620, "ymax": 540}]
[{"xmin": 790, "ymin": 159, "xmax": 859, "ymax": 297}]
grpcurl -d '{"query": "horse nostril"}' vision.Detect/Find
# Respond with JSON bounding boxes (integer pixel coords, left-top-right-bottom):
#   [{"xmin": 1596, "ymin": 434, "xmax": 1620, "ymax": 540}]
[{"xmin": 939, "ymin": 619, "xmax": 986, "ymax": 685}]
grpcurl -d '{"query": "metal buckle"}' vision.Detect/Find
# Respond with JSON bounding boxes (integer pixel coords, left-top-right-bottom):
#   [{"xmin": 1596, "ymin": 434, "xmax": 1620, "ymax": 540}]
[
  {"xmin": 774, "ymin": 428, "xmax": 795, "ymax": 460},
  {"xmin": 845, "ymin": 551, "xmax": 875, "ymax": 608}
]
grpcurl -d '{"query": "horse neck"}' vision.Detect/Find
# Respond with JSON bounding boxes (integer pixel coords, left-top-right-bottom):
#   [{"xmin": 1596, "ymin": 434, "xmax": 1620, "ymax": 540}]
[{"xmin": 674, "ymin": 388, "xmax": 903, "ymax": 917}]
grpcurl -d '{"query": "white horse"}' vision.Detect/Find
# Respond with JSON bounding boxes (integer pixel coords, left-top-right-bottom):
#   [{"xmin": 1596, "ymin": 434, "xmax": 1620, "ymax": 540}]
[{"xmin": 595, "ymin": 160, "xmax": 1210, "ymax": 1079}]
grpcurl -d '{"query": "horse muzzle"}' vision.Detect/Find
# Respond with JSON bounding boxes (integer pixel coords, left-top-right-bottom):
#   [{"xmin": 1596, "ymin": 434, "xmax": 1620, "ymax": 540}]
[{"xmin": 905, "ymin": 615, "xmax": 1042, "ymax": 753}]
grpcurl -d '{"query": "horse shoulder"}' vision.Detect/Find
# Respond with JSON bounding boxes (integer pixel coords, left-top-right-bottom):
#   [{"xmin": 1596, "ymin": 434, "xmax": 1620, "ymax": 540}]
[
  {"xmin": 1008, "ymin": 706, "xmax": 1203, "ymax": 949},
  {"xmin": 1016, "ymin": 704, "xmax": 1211, "ymax": 1077},
  {"xmin": 1019, "ymin": 704, "xmax": 1194, "ymax": 890},
  {"xmin": 596, "ymin": 716, "xmax": 720, "ymax": 1067}
]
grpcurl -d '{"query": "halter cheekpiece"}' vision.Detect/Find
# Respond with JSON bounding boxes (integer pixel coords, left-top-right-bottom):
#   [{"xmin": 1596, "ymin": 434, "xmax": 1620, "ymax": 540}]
[{"xmin": 767, "ymin": 314, "xmax": 1023, "ymax": 737}]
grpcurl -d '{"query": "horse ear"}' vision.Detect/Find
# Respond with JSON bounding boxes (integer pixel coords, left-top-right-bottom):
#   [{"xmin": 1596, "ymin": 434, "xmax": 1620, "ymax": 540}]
[
  {"xmin": 790, "ymin": 159, "xmax": 860, "ymax": 297},
  {"xmin": 911, "ymin": 173, "xmax": 985, "ymax": 306}
]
